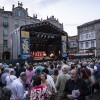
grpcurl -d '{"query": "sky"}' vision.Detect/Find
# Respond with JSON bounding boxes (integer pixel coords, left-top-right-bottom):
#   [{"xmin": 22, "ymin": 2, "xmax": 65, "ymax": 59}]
[{"xmin": 0, "ymin": 0, "xmax": 100, "ymax": 36}]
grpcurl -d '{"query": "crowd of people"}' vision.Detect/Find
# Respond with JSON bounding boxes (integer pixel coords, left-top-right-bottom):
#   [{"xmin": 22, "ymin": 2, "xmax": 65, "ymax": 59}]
[{"xmin": 0, "ymin": 58, "xmax": 100, "ymax": 100}]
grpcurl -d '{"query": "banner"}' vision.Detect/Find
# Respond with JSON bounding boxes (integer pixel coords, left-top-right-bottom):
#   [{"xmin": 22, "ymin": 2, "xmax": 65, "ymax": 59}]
[
  {"xmin": 62, "ymin": 36, "xmax": 67, "ymax": 58},
  {"xmin": 21, "ymin": 31, "xmax": 30, "ymax": 59}
]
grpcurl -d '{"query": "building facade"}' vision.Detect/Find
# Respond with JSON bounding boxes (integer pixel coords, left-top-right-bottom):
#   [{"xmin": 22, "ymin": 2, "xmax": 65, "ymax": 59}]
[
  {"xmin": 0, "ymin": 2, "xmax": 64, "ymax": 60},
  {"xmin": 68, "ymin": 35, "xmax": 78, "ymax": 54},
  {"xmin": 78, "ymin": 19, "xmax": 100, "ymax": 57},
  {"xmin": 43, "ymin": 16, "xmax": 63, "ymax": 30}
]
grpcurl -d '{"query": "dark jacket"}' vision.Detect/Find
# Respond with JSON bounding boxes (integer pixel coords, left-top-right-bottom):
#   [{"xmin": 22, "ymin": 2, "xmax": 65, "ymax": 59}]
[
  {"xmin": 95, "ymin": 63, "xmax": 100, "ymax": 79},
  {"xmin": 64, "ymin": 78, "xmax": 89, "ymax": 100}
]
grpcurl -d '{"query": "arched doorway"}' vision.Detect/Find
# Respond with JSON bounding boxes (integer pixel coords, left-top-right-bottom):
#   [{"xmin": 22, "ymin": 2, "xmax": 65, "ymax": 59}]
[{"xmin": 2, "ymin": 51, "xmax": 10, "ymax": 60}]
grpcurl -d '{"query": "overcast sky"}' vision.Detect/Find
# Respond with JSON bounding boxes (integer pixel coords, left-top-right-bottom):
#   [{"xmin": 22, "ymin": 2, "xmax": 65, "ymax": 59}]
[{"xmin": 0, "ymin": 0, "xmax": 100, "ymax": 36}]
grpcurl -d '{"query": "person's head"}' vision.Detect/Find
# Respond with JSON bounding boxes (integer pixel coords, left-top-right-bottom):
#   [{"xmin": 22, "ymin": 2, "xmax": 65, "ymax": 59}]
[
  {"xmin": 21, "ymin": 63, "xmax": 24, "ymax": 67},
  {"xmin": 4, "ymin": 68, "xmax": 9, "ymax": 73},
  {"xmin": 42, "ymin": 68, "xmax": 49, "ymax": 75},
  {"xmin": 62, "ymin": 66, "xmax": 69, "ymax": 74},
  {"xmin": 32, "ymin": 76, "xmax": 41, "ymax": 87},
  {"xmin": 82, "ymin": 62, "xmax": 87, "ymax": 68},
  {"xmin": 70, "ymin": 69, "xmax": 78, "ymax": 80},
  {"xmin": 35, "ymin": 69, "xmax": 41, "ymax": 75},
  {"xmin": 50, "ymin": 64, "xmax": 54, "ymax": 69},
  {"xmin": 41, "ymin": 72, "xmax": 47, "ymax": 82},
  {"xmin": 9, "ymin": 64, "xmax": 13, "ymax": 68},
  {"xmin": 71, "ymin": 64, "xmax": 75, "ymax": 69},
  {"xmin": 28, "ymin": 65, "xmax": 33, "ymax": 71},
  {"xmin": 16, "ymin": 63, "xmax": 19, "ymax": 66},
  {"xmin": 58, "ymin": 65, "xmax": 61, "ymax": 70},
  {"xmin": 9, "ymin": 69, "xmax": 16, "ymax": 75},
  {"xmin": 20, "ymin": 72, "xmax": 27, "ymax": 82},
  {"xmin": 53, "ymin": 69, "xmax": 59, "ymax": 76},
  {"xmin": 1, "ymin": 86, "xmax": 12, "ymax": 100}
]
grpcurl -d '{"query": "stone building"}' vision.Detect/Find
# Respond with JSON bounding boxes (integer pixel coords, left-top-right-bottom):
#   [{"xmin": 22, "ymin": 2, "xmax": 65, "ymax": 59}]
[
  {"xmin": 0, "ymin": 2, "xmax": 63, "ymax": 59},
  {"xmin": 68, "ymin": 35, "xmax": 78, "ymax": 54},
  {"xmin": 77, "ymin": 19, "xmax": 100, "ymax": 57}
]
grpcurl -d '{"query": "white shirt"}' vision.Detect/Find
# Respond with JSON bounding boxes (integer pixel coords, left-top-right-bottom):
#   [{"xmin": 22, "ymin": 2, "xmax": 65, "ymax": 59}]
[
  {"xmin": 11, "ymin": 78, "xmax": 26, "ymax": 100},
  {"xmin": 47, "ymin": 75, "xmax": 56, "ymax": 92},
  {"xmin": 94, "ymin": 66, "xmax": 97, "ymax": 71},
  {"xmin": 6, "ymin": 75, "xmax": 17, "ymax": 86}
]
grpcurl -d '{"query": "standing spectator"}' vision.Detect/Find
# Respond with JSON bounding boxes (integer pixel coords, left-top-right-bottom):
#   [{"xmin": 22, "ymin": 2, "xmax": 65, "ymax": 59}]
[
  {"xmin": 1, "ymin": 86, "xmax": 12, "ymax": 100},
  {"xmin": 64, "ymin": 69, "xmax": 89, "ymax": 100},
  {"xmin": 94, "ymin": 60, "xmax": 100, "ymax": 87},
  {"xmin": 56, "ymin": 66, "xmax": 71, "ymax": 100},
  {"xmin": 48, "ymin": 64, "xmax": 54, "ymax": 76},
  {"xmin": 11, "ymin": 72, "xmax": 28, "ymax": 100},
  {"xmin": 5, "ymin": 69, "xmax": 17, "ymax": 87},
  {"xmin": 26, "ymin": 65, "xmax": 34, "ymax": 89},
  {"xmin": 42, "ymin": 68, "xmax": 56, "ymax": 92},
  {"xmin": 30, "ymin": 76, "xmax": 49, "ymax": 100},
  {"xmin": 80, "ymin": 62, "xmax": 91, "ymax": 84},
  {"xmin": 14, "ymin": 63, "xmax": 20, "ymax": 78},
  {"xmin": 1, "ymin": 68, "xmax": 9, "ymax": 87},
  {"xmin": 51, "ymin": 69, "xmax": 59, "ymax": 84},
  {"xmin": 41, "ymin": 73, "xmax": 52, "ymax": 94},
  {"xmin": 14, "ymin": 63, "xmax": 25, "ymax": 78}
]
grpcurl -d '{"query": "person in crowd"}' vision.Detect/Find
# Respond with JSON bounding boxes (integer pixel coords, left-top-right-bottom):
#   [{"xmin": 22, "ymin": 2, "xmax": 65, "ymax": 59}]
[
  {"xmin": 0, "ymin": 63, "xmax": 3, "ymax": 87},
  {"xmin": 26, "ymin": 65, "xmax": 34, "ymax": 89},
  {"xmin": 64, "ymin": 69, "xmax": 89, "ymax": 100},
  {"xmin": 1, "ymin": 68, "xmax": 9, "ymax": 87},
  {"xmin": 56, "ymin": 66, "xmax": 71, "ymax": 100},
  {"xmin": 48, "ymin": 64, "xmax": 54, "ymax": 75},
  {"xmin": 51, "ymin": 68, "xmax": 59, "ymax": 84},
  {"xmin": 14, "ymin": 63, "xmax": 26, "ymax": 78},
  {"xmin": 14, "ymin": 63, "xmax": 20, "ymax": 78},
  {"xmin": 36, "ymin": 63, "xmax": 44, "ymax": 72},
  {"xmin": 57, "ymin": 65, "xmax": 62, "ymax": 74},
  {"xmin": 11, "ymin": 72, "xmax": 29, "ymax": 100},
  {"xmin": 0, "ymin": 86, "xmax": 12, "ymax": 100},
  {"xmin": 80, "ymin": 62, "xmax": 91, "ymax": 84},
  {"xmin": 94, "ymin": 60, "xmax": 100, "ymax": 88},
  {"xmin": 30, "ymin": 76, "xmax": 49, "ymax": 100},
  {"xmin": 41, "ymin": 72, "xmax": 52, "ymax": 99},
  {"xmin": 5, "ymin": 69, "xmax": 17, "ymax": 86},
  {"xmin": 42, "ymin": 68, "xmax": 56, "ymax": 92},
  {"xmin": 87, "ymin": 62, "xmax": 96, "ymax": 93}
]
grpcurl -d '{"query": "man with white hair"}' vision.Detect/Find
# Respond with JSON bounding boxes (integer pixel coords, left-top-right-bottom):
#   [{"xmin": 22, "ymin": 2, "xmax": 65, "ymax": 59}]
[
  {"xmin": 11, "ymin": 72, "xmax": 28, "ymax": 100},
  {"xmin": 1, "ymin": 68, "xmax": 9, "ymax": 87},
  {"xmin": 5, "ymin": 69, "xmax": 17, "ymax": 86},
  {"xmin": 56, "ymin": 65, "xmax": 71, "ymax": 100}
]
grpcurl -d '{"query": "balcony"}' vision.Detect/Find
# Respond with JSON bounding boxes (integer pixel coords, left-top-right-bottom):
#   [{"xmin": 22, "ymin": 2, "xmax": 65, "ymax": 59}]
[{"xmin": 3, "ymin": 22, "xmax": 9, "ymax": 27}]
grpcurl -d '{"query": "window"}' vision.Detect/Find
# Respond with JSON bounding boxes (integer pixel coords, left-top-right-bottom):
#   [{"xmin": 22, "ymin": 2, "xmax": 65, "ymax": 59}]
[
  {"xmin": 3, "ymin": 17, "xmax": 9, "ymax": 27},
  {"xmin": 3, "ymin": 40, "xmax": 8, "ymax": 47},
  {"xmin": 79, "ymin": 35, "xmax": 83, "ymax": 40},
  {"xmin": 15, "ymin": 19, "xmax": 19, "ymax": 25},
  {"xmin": 91, "ymin": 41, "xmax": 94, "ymax": 47},
  {"xmin": 3, "ymin": 17, "xmax": 8, "ymax": 23},
  {"xmin": 90, "ymin": 26, "xmax": 93, "ymax": 30},
  {"xmin": 85, "ymin": 42, "xmax": 89, "ymax": 48},
  {"xmin": 3, "ymin": 28, "xmax": 8, "ymax": 36},
  {"xmin": 15, "ymin": 10, "xmax": 25, "ymax": 17},
  {"xmin": 80, "ymin": 42, "xmax": 83, "ymax": 48},
  {"xmin": 85, "ymin": 27, "xmax": 88, "ymax": 31},
  {"xmin": 14, "ymin": 19, "xmax": 19, "ymax": 28},
  {"xmin": 86, "ymin": 34, "xmax": 88, "ymax": 39}
]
